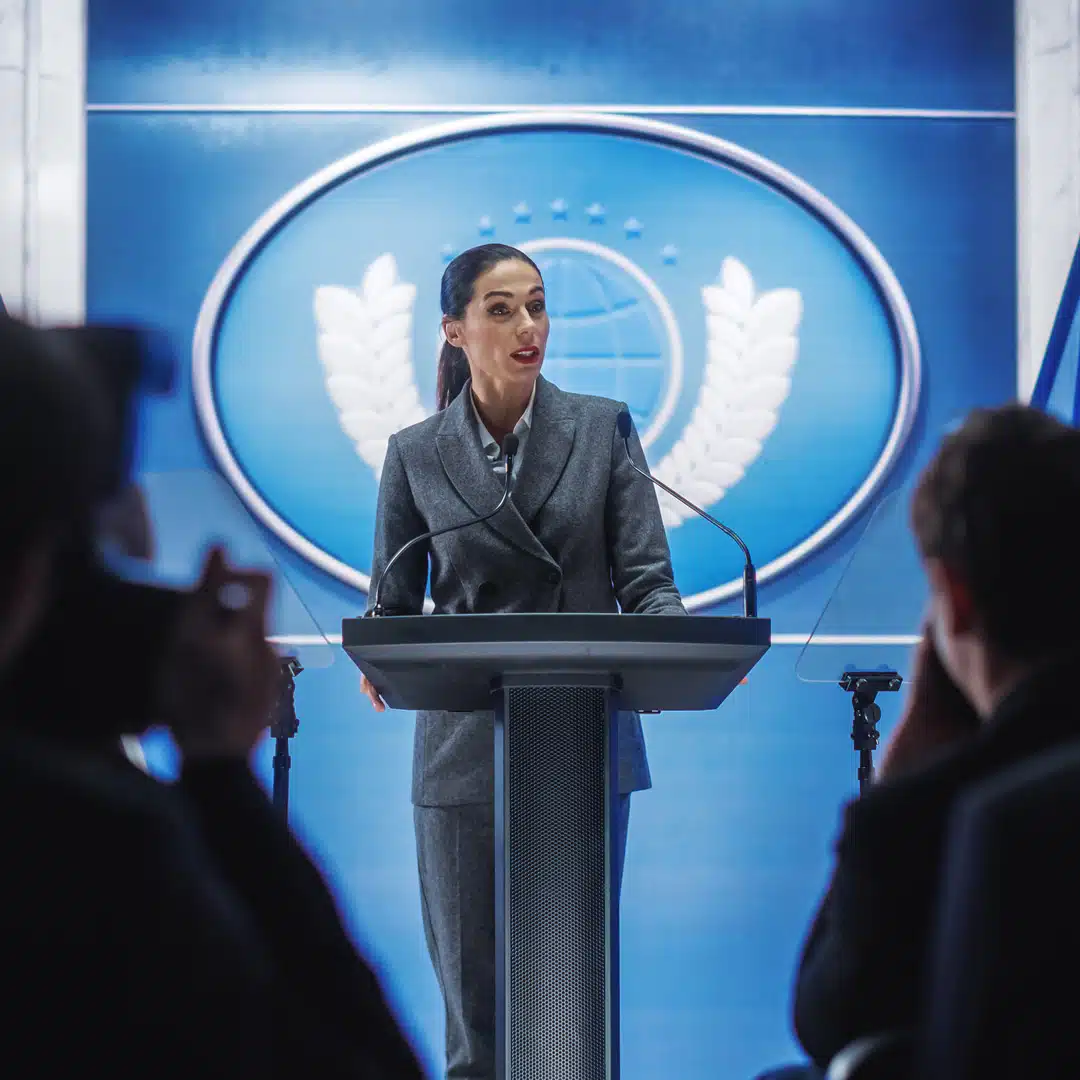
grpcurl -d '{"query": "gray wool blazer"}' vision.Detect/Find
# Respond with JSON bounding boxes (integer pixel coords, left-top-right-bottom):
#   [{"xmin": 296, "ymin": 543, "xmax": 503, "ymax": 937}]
[{"xmin": 367, "ymin": 374, "xmax": 687, "ymax": 806}]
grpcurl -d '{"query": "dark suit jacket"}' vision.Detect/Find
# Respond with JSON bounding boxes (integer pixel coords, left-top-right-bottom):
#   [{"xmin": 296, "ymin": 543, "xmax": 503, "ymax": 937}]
[
  {"xmin": 918, "ymin": 740, "xmax": 1080, "ymax": 1080},
  {"xmin": 368, "ymin": 374, "xmax": 686, "ymax": 806},
  {"xmin": 793, "ymin": 648, "xmax": 1080, "ymax": 1068},
  {"xmin": 0, "ymin": 732, "xmax": 423, "ymax": 1079}
]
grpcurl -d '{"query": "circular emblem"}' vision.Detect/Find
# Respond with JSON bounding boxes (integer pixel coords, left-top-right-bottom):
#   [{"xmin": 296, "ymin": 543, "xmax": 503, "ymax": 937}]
[{"xmin": 194, "ymin": 112, "xmax": 920, "ymax": 610}]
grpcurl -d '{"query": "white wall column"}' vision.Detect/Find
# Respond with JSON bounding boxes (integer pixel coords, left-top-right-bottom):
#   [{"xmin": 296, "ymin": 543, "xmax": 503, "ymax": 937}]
[
  {"xmin": 0, "ymin": 0, "xmax": 86, "ymax": 323},
  {"xmin": 1017, "ymin": 0, "xmax": 1080, "ymax": 399}
]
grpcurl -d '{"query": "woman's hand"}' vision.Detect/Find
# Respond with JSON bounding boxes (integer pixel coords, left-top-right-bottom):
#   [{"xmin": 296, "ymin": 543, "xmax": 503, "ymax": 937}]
[
  {"xmin": 360, "ymin": 673, "xmax": 386, "ymax": 712},
  {"xmin": 878, "ymin": 626, "xmax": 981, "ymax": 781}
]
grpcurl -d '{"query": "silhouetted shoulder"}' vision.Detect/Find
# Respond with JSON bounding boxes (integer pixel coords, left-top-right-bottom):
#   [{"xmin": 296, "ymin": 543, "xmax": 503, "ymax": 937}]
[{"xmin": 840, "ymin": 736, "xmax": 992, "ymax": 865}]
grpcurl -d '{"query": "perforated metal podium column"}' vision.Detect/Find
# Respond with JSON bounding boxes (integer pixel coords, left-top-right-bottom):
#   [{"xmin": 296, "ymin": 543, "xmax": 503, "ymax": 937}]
[{"xmin": 493, "ymin": 676, "xmax": 621, "ymax": 1080}]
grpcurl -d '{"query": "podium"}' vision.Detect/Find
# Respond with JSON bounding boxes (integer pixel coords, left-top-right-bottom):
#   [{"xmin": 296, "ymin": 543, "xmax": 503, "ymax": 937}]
[{"xmin": 342, "ymin": 612, "xmax": 770, "ymax": 1080}]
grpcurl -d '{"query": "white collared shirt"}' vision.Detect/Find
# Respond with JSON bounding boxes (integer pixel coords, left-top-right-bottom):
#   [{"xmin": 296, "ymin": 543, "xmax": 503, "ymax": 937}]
[{"xmin": 471, "ymin": 383, "xmax": 536, "ymax": 482}]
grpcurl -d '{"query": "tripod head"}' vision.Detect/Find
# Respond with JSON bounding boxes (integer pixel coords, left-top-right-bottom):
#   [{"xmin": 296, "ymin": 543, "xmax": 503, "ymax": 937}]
[
  {"xmin": 268, "ymin": 655, "xmax": 305, "ymax": 817},
  {"xmin": 271, "ymin": 655, "xmax": 303, "ymax": 741}
]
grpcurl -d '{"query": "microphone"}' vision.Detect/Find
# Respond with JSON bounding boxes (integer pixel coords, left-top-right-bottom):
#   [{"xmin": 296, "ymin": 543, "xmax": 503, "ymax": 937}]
[
  {"xmin": 615, "ymin": 409, "xmax": 758, "ymax": 618},
  {"xmin": 368, "ymin": 432, "xmax": 520, "ymax": 617}
]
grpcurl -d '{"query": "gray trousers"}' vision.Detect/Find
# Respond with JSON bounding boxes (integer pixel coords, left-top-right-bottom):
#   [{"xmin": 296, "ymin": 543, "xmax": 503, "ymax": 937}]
[{"xmin": 414, "ymin": 795, "xmax": 632, "ymax": 1080}]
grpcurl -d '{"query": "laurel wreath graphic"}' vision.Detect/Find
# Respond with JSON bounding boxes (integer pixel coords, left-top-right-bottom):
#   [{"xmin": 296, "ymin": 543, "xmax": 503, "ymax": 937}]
[
  {"xmin": 314, "ymin": 254, "xmax": 427, "ymax": 483},
  {"xmin": 314, "ymin": 253, "xmax": 800, "ymax": 524},
  {"xmin": 653, "ymin": 256, "xmax": 802, "ymax": 525}
]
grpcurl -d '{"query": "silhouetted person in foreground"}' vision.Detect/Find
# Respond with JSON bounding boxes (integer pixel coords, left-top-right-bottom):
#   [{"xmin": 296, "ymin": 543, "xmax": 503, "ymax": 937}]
[
  {"xmin": 758, "ymin": 405, "xmax": 1080, "ymax": 1078},
  {"xmin": 0, "ymin": 316, "xmax": 425, "ymax": 1078}
]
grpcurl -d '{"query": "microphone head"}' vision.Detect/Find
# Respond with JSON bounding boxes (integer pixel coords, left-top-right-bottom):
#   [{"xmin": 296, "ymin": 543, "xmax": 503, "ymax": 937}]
[
  {"xmin": 501, "ymin": 432, "xmax": 520, "ymax": 458},
  {"xmin": 616, "ymin": 409, "xmax": 633, "ymax": 440}
]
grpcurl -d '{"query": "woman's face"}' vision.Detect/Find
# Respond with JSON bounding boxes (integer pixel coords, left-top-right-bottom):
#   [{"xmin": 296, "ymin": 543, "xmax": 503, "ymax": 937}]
[{"xmin": 443, "ymin": 259, "xmax": 549, "ymax": 398}]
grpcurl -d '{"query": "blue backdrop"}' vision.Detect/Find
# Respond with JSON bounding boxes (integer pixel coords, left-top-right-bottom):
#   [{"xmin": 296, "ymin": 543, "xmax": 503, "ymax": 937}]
[{"xmin": 87, "ymin": 3, "xmax": 1016, "ymax": 1076}]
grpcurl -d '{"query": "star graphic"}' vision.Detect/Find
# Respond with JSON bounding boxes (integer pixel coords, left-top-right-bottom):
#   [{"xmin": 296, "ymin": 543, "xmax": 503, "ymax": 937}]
[
  {"xmin": 661, "ymin": 244, "xmax": 678, "ymax": 265},
  {"xmin": 513, "ymin": 201, "xmax": 532, "ymax": 224},
  {"xmin": 585, "ymin": 202, "xmax": 606, "ymax": 224},
  {"xmin": 550, "ymin": 198, "xmax": 569, "ymax": 220},
  {"xmin": 624, "ymin": 217, "xmax": 643, "ymax": 238},
  {"xmin": 478, "ymin": 216, "xmax": 495, "ymax": 236}
]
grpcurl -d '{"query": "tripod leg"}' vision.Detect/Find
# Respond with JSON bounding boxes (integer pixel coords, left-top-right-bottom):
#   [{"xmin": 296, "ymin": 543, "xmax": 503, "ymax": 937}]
[
  {"xmin": 858, "ymin": 750, "xmax": 875, "ymax": 795},
  {"xmin": 272, "ymin": 736, "xmax": 290, "ymax": 818}
]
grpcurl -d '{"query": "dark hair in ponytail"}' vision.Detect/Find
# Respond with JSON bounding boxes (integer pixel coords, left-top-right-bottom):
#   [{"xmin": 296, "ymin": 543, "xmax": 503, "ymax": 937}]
[{"xmin": 436, "ymin": 243, "xmax": 542, "ymax": 411}]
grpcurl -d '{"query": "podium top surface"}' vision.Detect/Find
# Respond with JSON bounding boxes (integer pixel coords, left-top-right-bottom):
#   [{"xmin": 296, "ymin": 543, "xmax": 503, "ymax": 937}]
[
  {"xmin": 344, "ymin": 611, "xmax": 767, "ymax": 645},
  {"xmin": 341, "ymin": 613, "xmax": 770, "ymax": 713}
]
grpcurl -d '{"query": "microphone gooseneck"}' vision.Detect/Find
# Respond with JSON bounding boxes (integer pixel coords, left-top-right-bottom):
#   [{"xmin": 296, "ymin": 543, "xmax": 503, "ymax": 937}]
[
  {"xmin": 616, "ymin": 409, "xmax": 758, "ymax": 618},
  {"xmin": 368, "ymin": 432, "xmax": 519, "ymax": 617}
]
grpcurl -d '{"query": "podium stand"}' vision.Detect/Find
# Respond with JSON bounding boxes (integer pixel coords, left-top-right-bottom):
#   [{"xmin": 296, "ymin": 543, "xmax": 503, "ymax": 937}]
[{"xmin": 342, "ymin": 612, "xmax": 770, "ymax": 1080}]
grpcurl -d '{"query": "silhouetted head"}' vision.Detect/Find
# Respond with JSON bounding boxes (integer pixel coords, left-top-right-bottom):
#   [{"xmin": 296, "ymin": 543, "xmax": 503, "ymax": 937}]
[
  {"xmin": 912, "ymin": 404, "xmax": 1080, "ymax": 714},
  {"xmin": 0, "ymin": 317, "xmax": 110, "ymax": 672}
]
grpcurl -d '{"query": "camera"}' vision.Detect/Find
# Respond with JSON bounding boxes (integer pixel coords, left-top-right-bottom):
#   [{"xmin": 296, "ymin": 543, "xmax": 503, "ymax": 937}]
[
  {"xmin": 43, "ymin": 324, "xmax": 175, "ymax": 506},
  {"xmin": 1, "ymin": 323, "xmax": 186, "ymax": 740}
]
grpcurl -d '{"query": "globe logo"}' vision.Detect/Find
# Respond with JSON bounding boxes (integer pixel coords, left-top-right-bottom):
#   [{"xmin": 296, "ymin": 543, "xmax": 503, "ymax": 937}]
[
  {"xmin": 522, "ymin": 239, "xmax": 681, "ymax": 451},
  {"xmin": 193, "ymin": 111, "xmax": 920, "ymax": 610}
]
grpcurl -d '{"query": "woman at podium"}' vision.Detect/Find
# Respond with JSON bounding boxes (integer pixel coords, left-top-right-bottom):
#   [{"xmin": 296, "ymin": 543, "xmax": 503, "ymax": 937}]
[{"xmin": 362, "ymin": 243, "xmax": 685, "ymax": 1080}]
